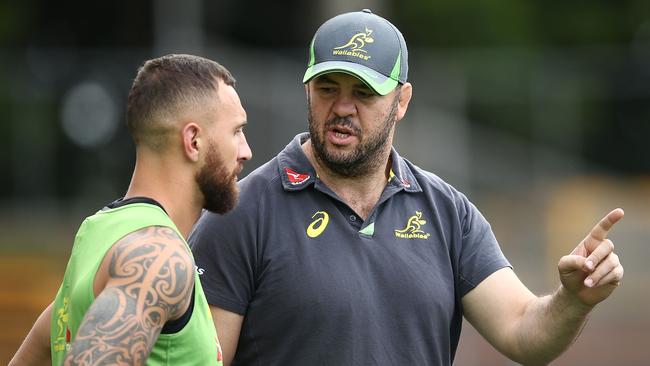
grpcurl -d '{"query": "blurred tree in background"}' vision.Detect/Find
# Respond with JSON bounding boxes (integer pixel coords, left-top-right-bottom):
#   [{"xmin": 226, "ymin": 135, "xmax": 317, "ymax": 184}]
[
  {"xmin": 1, "ymin": 0, "xmax": 649, "ymax": 202},
  {"xmin": 392, "ymin": 0, "xmax": 650, "ymax": 173}
]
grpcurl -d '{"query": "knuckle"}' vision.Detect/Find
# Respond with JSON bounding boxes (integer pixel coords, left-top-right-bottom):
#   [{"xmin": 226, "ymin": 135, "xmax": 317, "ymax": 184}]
[
  {"xmin": 606, "ymin": 239, "xmax": 615, "ymax": 251},
  {"xmin": 588, "ymin": 252, "xmax": 602, "ymax": 263}
]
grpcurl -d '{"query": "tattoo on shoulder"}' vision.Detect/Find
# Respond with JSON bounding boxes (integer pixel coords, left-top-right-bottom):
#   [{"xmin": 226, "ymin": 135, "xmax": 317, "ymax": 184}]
[{"xmin": 64, "ymin": 226, "xmax": 194, "ymax": 366}]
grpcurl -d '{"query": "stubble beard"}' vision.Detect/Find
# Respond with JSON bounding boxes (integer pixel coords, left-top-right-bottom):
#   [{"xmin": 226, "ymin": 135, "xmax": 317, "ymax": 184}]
[{"xmin": 307, "ymin": 91, "xmax": 399, "ymax": 178}]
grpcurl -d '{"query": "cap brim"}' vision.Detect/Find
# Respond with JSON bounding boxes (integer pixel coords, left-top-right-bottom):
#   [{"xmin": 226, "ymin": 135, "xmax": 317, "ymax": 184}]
[{"xmin": 303, "ymin": 61, "xmax": 398, "ymax": 96}]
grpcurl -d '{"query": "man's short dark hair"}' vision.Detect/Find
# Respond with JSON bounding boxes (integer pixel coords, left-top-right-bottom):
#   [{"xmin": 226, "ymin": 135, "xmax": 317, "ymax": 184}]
[{"xmin": 126, "ymin": 54, "xmax": 236, "ymax": 150}]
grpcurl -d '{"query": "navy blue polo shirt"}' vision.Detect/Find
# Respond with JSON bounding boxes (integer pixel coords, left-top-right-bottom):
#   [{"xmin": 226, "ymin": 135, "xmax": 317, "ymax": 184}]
[{"xmin": 190, "ymin": 133, "xmax": 510, "ymax": 366}]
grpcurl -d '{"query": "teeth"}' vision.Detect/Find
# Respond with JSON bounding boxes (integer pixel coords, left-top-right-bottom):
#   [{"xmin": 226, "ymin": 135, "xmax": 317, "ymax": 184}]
[{"xmin": 334, "ymin": 132, "xmax": 350, "ymax": 138}]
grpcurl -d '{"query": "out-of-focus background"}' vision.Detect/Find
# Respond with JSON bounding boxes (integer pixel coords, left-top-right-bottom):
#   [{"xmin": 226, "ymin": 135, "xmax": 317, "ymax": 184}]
[{"xmin": 1, "ymin": 0, "xmax": 649, "ymax": 364}]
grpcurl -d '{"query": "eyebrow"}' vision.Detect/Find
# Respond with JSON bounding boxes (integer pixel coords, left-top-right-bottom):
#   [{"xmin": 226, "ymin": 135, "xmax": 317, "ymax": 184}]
[
  {"xmin": 234, "ymin": 119, "xmax": 248, "ymax": 129},
  {"xmin": 315, "ymin": 75, "xmax": 338, "ymax": 84}
]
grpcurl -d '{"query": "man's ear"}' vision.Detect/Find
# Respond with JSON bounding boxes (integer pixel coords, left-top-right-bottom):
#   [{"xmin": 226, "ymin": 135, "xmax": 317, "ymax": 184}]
[
  {"xmin": 396, "ymin": 82, "xmax": 413, "ymax": 121},
  {"xmin": 181, "ymin": 122, "xmax": 201, "ymax": 162}
]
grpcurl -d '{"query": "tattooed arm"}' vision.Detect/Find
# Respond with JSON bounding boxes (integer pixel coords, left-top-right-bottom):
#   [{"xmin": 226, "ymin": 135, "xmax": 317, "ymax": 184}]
[{"xmin": 63, "ymin": 226, "xmax": 195, "ymax": 366}]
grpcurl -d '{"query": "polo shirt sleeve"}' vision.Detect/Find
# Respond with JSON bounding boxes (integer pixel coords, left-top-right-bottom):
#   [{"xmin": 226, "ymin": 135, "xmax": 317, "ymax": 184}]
[
  {"xmin": 456, "ymin": 194, "xmax": 511, "ymax": 297},
  {"xmin": 189, "ymin": 198, "xmax": 259, "ymax": 316}
]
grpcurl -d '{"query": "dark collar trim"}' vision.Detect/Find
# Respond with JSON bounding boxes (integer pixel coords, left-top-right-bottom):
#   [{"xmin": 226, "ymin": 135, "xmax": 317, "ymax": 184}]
[{"xmin": 103, "ymin": 196, "xmax": 168, "ymax": 214}]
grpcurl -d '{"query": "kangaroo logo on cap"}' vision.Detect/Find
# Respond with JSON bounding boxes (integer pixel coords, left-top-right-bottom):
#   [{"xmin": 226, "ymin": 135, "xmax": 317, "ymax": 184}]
[{"xmin": 332, "ymin": 27, "xmax": 373, "ymax": 61}]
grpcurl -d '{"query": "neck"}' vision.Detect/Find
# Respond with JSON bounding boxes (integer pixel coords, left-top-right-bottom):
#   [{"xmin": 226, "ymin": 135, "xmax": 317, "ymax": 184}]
[
  {"xmin": 302, "ymin": 140, "xmax": 391, "ymax": 220},
  {"xmin": 125, "ymin": 153, "xmax": 202, "ymax": 239}
]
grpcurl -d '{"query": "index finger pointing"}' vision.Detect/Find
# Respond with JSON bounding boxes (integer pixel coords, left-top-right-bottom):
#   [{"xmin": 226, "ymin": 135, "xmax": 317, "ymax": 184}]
[{"xmin": 588, "ymin": 208, "xmax": 624, "ymax": 242}]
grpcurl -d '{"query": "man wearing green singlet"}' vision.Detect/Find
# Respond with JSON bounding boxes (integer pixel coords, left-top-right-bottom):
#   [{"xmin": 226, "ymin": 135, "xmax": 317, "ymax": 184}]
[{"xmin": 10, "ymin": 54, "xmax": 252, "ymax": 366}]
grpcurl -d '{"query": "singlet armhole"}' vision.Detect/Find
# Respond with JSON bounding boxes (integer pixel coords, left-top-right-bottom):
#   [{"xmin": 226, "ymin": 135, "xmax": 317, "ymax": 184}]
[
  {"xmin": 103, "ymin": 196, "xmax": 194, "ymax": 334},
  {"xmin": 161, "ymin": 287, "xmax": 195, "ymax": 334}
]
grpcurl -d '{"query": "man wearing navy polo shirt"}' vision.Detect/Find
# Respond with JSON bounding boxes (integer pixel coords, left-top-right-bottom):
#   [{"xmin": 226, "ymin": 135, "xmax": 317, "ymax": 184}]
[{"xmin": 190, "ymin": 10, "xmax": 625, "ymax": 366}]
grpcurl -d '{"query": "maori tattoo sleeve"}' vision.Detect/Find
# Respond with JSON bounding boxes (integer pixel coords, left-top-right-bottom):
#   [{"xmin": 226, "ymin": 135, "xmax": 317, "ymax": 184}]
[{"xmin": 63, "ymin": 226, "xmax": 194, "ymax": 366}]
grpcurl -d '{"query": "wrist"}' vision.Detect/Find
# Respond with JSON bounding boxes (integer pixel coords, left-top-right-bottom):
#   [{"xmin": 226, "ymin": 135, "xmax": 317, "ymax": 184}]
[{"xmin": 555, "ymin": 285, "xmax": 595, "ymax": 315}]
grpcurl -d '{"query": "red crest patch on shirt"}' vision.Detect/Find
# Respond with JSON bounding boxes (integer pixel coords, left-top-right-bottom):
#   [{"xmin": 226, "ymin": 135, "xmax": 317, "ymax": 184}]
[{"xmin": 284, "ymin": 167, "xmax": 310, "ymax": 185}]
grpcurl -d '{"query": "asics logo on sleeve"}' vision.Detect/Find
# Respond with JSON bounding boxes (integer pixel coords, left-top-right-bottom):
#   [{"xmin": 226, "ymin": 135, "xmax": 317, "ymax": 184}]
[{"xmin": 307, "ymin": 211, "xmax": 329, "ymax": 238}]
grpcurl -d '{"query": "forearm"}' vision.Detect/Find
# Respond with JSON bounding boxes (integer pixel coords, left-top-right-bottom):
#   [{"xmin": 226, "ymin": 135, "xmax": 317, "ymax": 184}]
[
  {"xmin": 512, "ymin": 286, "xmax": 594, "ymax": 365},
  {"xmin": 9, "ymin": 303, "xmax": 53, "ymax": 366},
  {"xmin": 10, "ymin": 343, "xmax": 52, "ymax": 366},
  {"xmin": 465, "ymin": 210, "xmax": 623, "ymax": 365},
  {"xmin": 210, "ymin": 305, "xmax": 244, "ymax": 366}
]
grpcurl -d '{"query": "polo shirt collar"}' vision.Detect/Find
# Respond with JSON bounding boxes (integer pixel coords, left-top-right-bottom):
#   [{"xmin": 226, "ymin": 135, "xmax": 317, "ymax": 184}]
[
  {"xmin": 277, "ymin": 132, "xmax": 421, "ymax": 193},
  {"xmin": 388, "ymin": 150, "xmax": 422, "ymax": 193},
  {"xmin": 277, "ymin": 133, "xmax": 318, "ymax": 191}
]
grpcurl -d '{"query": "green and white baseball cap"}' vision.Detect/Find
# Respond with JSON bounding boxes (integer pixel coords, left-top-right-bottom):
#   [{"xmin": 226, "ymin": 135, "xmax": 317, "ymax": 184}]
[{"xmin": 303, "ymin": 9, "xmax": 408, "ymax": 96}]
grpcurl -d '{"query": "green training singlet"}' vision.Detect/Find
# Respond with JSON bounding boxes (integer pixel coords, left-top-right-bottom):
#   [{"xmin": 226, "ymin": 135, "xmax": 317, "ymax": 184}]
[{"xmin": 50, "ymin": 202, "xmax": 222, "ymax": 365}]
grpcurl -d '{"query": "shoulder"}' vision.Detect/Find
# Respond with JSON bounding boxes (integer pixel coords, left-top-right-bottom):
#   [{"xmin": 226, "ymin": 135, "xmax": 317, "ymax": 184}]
[
  {"xmin": 238, "ymin": 156, "xmax": 283, "ymax": 195},
  {"xmin": 112, "ymin": 225, "xmax": 190, "ymax": 253},
  {"xmin": 404, "ymin": 158, "xmax": 470, "ymax": 206},
  {"xmin": 80, "ymin": 202, "xmax": 174, "ymax": 240},
  {"xmin": 98, "ymin": 226, "xmax": 194, "ymax": 297},
  {"xmin": 88, "ymin": 226, "xmax": 196, "ymax": 330},
  {"xmin": 398, "ymin": 157, "xmax": 485, "ymax": 232}
]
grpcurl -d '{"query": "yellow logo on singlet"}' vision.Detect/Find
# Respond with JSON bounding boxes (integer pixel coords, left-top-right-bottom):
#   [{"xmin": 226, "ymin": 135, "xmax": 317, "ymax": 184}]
[
  {"xmin": 53, "ymin": 297, "xmax": 70, "ymax": 352},
  {"xmin": 307, "ymin": 211, "xmax": 329, "ymax": 238}
]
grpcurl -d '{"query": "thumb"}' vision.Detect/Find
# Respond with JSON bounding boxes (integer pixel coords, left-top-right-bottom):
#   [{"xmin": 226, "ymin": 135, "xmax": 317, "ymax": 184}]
[{"xmin": 558, "ymin": 254, "xmax": 588, "ymax": 275}]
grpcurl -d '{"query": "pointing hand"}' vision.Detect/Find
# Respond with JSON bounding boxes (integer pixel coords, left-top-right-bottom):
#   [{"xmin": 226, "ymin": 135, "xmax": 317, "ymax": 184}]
[{"xmin": 557, "ymin": 208, "xmax": 624, "ymax": 307}]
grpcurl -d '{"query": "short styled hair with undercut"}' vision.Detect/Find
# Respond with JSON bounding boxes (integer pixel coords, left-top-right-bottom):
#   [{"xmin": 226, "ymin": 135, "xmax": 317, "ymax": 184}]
[{"xmin": 126, "ymin": 54, "xmax": 236, "ymax": 150}]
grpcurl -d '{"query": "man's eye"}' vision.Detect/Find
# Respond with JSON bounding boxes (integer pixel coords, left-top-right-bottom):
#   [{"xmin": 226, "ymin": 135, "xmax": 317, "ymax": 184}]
[{"xmin": 355, "ymin": 90, "xmax": 373, "ymax": 98}]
